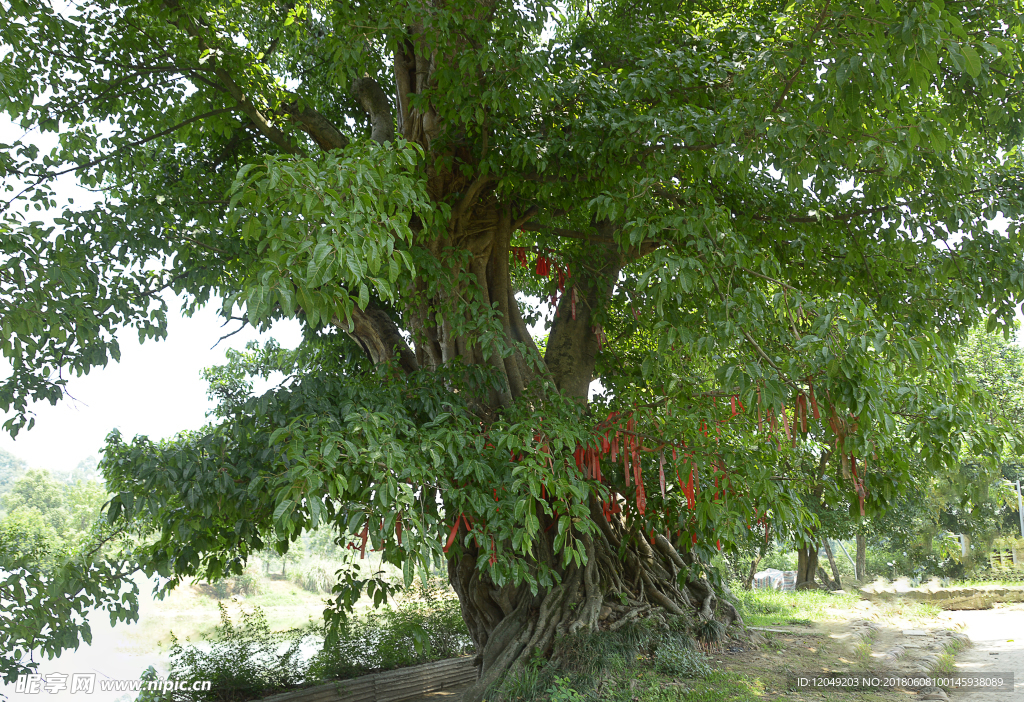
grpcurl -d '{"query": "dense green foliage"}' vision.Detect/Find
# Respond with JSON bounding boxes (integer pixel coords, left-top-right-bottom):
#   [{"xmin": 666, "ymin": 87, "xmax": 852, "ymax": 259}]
[
  {"xmin": 153, "ymin": 594, "xmax": 473, "ymax": 702},
  {"xmin": 4, "ymin": 0, "xmax": 1024, "ymax": 685},
  {"xmin": 0, "ymin": 468, "xmax": 137, "ymax": 684}
]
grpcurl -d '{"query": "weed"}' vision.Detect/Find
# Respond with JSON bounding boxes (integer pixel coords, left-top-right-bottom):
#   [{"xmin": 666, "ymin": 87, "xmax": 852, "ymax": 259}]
[
  {"xmin": 943, "ymin": 636, "xmax": 971, "ymax": 656},
  {"xmin": 307, "ymin": 596, "xmax": 473, "ymax": 680},
  {"xmin": 932, "ymin": 652, "xmax": 957, "ymax": 674},
  {"xmin": 853, "ymin": 641, "xmax": 873, "ymax": 669},
  {"xmin": 291, "ymin": 562, "xmax": 333, "ymax": 594},
  {"xmin": 545, "ymin": 676, "xmax": 586, "ymax": 702},
  {"xmin": 654, "ymin": 638, "xmax": 712, "ymax": 678},
  {"xmin": 694, "ymin": 618, "xmax": 727, "ymax": 651}
]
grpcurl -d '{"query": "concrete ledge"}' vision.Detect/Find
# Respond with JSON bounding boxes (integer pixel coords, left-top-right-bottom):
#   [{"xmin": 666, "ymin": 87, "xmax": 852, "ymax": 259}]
[
  {"xmin": 255, "ymin": 657, "xmax": 477, "ymax": 702},
  {"xmin": 859, "ymin": 581, "xmax": 1024, "ymax": 610}
]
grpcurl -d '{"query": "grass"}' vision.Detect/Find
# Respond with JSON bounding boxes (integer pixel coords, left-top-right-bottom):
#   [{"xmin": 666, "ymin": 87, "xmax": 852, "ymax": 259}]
[
  {"xmin": 600, "ymin": 670, "xmax": 770, "ymax": 702},
  {"xmin": 931, "ymin": 652, "xmax": 957, "ymax": 674},
  {"xmin": 931, "ymin": 633, "xmax": 971, "ymax": 676},
  {"xmin": 853, "ymin": 640, "xmax": 873, "ymax": 669},
  {"xmin": 869, "ymin": 598, "xmax": 943, "ymax": 625},
  {"xmin": 730, "ymin": 586, "xmax": 860, "ymax": 627}
]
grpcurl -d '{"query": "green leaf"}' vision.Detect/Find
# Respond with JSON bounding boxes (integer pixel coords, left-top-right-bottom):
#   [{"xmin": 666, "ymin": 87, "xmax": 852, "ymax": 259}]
[{"xmin": 962, "ymin": 45, "xmax": 982, "ymax": 78}]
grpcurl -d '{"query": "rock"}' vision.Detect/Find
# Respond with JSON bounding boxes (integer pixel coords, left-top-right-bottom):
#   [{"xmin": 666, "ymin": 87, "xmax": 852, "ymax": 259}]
[
  {"xmin": 599, "ymin": 605, "xmax": 612, "ymax": 620},
  {"xmin": 903, "ymin": 629, "xmax": 928, "ymax": 636},
  {"xmin": 918, "ymin": 687, "xmax": 949, "ymax": 701},
  {"xmin": 884, "ymin": 645, "xmax": 906, "ymax": 661}
]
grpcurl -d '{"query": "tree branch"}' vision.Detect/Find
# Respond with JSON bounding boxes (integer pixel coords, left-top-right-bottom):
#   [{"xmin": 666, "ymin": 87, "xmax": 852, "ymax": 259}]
[
  {"xmin": 285, "ymin": 102, "xmax": 349, "ymax": 151},
  {"xmin": 212, "ymin": 67, "xmax": 303, "ymax": 154},
  {"xmin": 1, "ymin": 109, "xmax": 234, "ymax": 212},
  {"xmin": 771, "ymin": 0, "xmax": 832, "ymax": 112},
  {"xmin": 352, "ymin": 77, "xmax": 395, "ymax": 144}
]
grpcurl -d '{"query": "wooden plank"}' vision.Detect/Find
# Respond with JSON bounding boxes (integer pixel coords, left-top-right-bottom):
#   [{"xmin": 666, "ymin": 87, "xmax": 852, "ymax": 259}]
[{"xmin": 252, "ymin": 657, "xmax": 477, "ymax": 702}]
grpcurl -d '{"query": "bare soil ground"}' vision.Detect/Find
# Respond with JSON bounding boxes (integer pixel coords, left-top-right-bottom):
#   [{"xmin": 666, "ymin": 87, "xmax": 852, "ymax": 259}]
[{"xmin": 700, "ymin": 597, "xmax": 971, "ymax": 701}]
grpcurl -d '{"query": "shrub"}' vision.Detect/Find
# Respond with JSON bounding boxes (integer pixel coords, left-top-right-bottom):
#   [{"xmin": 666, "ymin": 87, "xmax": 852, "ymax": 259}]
[
  {"xmin": 694, "ymin": 618, "xmax": 727, "ymax": 651},
  {"xmin": 164, "ymin": 604, "xmax": 307, "ymax": 702},
  {"xmin": 306, "ymin": 596, "xmax": 474, "ymax": 681},
  {"xmin": 292, "ymin": 562, "xmax": 334, "ymax": 594},
  {"xmin": 233, "ymin": 572, "xmax": 265, "ymax": 597}
]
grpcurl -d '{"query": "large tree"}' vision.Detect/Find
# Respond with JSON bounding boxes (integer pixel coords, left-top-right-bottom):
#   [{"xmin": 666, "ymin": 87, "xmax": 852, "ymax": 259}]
[{"xmin": 4, "ymin": 0, "xmax": 1024, "ymax": 694}]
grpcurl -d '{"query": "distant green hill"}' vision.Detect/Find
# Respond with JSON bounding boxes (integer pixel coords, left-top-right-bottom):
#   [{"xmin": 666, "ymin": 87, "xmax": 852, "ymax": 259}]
[{"xmin": 0, "ymin": 448, "xmax": 28, "ymax": 495}]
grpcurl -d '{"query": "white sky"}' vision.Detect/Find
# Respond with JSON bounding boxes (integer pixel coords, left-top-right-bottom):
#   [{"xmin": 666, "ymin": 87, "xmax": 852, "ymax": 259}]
[
  {"xmin": 0, "ymin": 115, "xmax": 305, "ymax": 473},
  {"xmin": 0, "ymin": 295, "xmax": 303, "ymax": 473}
]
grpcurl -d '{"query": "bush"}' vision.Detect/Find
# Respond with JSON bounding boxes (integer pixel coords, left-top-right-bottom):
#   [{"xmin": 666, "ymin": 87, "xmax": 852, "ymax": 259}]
[
  {"xmin": 164, "ymin": 604, "xmax": 307, "ymax": 702},
  {"xmin": 292, "ymin": 562, "xmax": 334, "ymax": 594},
  {"xmin": 201, "ymin": 563, "xmax": 266, "ymax": 599},
  {"xmin": 306, "ymin": 596, "xmax": 474, "ymax": 681},
  {"xmin": 233, "ymin": 571, "xmax": 265, "ymax": 597}
]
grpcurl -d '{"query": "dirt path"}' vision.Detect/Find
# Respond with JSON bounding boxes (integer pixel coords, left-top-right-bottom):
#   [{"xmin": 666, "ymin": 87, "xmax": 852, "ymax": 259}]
[{"xmin": 950, "ymin": 607, "xmax": 1024, "ymax": 701}]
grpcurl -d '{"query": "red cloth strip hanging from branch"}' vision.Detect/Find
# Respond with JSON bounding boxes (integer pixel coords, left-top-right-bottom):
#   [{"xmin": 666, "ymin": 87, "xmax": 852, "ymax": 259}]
[
  {"xmin": 623, "ymin": 435, "xmax": 631, "ymax": 487},
  {"xmin": 633, "ymin": 440, "xmax": 642, "ymax": 489},
  {"xmin": 535, "ymin": 255, "xmax": 550, "ymax": 276},
  {"xmin": 659, "ymin": 452, "xmax": 667, "ymax": 498}
]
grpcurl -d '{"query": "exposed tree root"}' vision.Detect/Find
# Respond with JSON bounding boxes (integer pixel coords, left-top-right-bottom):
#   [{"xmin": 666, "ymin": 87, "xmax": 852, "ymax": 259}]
[{"xmin": 451, "ymin": 498, "xmax": 745, "ymax": 702}]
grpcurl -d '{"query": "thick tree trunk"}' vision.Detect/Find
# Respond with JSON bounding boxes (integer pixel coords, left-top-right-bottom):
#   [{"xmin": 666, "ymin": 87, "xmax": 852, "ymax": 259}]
[
  {"xmin": 855, "ymin": 534, "xmax": 866, "ymax": 581},
  {"xmin": 450, "ymin": 498, "xmax": 742, "ymax": 701},
  {"xmin": 796, "ymin": 544, "xmax": 819, "ymax": 589},
  {"xmin": 333, "ymin": 216, "xmax": 741, "ymax": 699}
]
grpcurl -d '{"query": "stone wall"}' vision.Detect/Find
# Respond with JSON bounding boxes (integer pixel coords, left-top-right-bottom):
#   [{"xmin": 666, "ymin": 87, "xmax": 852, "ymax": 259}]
[{"xmin": 859, "ymin": 578, "xmax": 1024, "ymax": 610}]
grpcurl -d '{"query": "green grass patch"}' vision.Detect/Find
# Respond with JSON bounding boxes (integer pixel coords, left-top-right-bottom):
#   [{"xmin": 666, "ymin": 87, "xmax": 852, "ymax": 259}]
[
  {"xmin": 730, "ymin": 587, "xmax": 860, "ymax": 627},
  {"xmin": 594, "ymin": 670, "xmax": 768, "ymax": 702}
]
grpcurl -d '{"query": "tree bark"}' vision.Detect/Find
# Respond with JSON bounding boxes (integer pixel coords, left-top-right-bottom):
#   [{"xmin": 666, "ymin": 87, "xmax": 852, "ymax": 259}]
[
  {"xmin": 743, "ymin": 553, "xmax": 764, "ymax": 590},
  {"xmin": 796, "ymin": 544, "xmax": 819, "ymax": 589},
  {"xmin": 449, "ymin": 498, "xmax": 740, "ymax": 702},
  {"xmin": 856, "ymin": 534, "xmax": 866, "ymax": 581}
]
